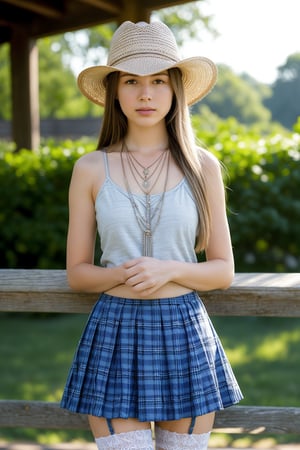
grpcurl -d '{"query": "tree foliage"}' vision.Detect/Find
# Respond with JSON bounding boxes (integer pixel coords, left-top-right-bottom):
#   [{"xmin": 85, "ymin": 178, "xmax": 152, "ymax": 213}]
[
  {"xmin": 197, "ymin": 64, "xmax": 271, "ymax": 125},
  {"xmin": 193, "ymin": 116, "xmax": 300, "ymax": 272},
  {"xmin": 38, "ymin": 37, "xmax": 77, "ymax": 118},
  {"xmin": 38, "ymin": 37, "xmax": 103, "ymax": 118},
  {"xmin": 265, "ymin": 53, "xmax": 300, "ymax": 129},
  {"xmin": 60, "ymin": 23, "xmax": 115, "ymax": 68},
  {"xmin": 153, "ymin": 0, "xmax": 218, "ymax": 46}
]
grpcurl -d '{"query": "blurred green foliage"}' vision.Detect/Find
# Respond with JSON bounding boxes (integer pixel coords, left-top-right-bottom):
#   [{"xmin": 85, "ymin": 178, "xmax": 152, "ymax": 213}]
[
  {"xmin": 0, "ymin": 118, "xmax": 299, "ymax": 272},
  {"xmin": 193, "ymin": 115, "xmax": 300, "ymax": 272},
  {"xmin": 0, "ymin": 138, "xmax": 95, "ymax": 268}
]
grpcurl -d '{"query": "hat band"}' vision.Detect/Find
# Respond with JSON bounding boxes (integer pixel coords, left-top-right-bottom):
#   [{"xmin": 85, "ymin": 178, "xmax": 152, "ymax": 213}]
[{"xmin": 110, "ymin": 51, "xmax": 179, "ymax": 68}]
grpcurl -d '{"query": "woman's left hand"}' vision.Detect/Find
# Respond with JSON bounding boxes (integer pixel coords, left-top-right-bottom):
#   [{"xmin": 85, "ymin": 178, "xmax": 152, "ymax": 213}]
[{"xmin": 123, "ymin": 257, "xmax": 171, "ymax": 295}]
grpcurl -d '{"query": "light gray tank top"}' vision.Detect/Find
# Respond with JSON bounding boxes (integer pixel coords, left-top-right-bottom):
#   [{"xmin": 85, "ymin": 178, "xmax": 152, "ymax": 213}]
[{"xmin": 95, "ymin": 151, "xmax": 199, "ymax": 267}]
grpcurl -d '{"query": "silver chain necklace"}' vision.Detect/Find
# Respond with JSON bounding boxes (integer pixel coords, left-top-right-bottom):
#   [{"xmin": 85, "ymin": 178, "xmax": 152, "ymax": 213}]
[
  {"xmin": 120, "ymin": 141, "xmax": 170, "ymax": 257},
  {"xmin": 126, "ymin": 146, "xmax": 167, "ymax": 191}
]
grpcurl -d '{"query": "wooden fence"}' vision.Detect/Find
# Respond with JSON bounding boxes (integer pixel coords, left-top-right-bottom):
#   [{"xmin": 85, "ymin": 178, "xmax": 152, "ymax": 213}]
[
  {"xmin": 0, "ymin": 118, "xmax": 100, "ymax": 140},
  {"xmin": 0, "ymin": 269, "xmax": 300, "ymax": 435}
]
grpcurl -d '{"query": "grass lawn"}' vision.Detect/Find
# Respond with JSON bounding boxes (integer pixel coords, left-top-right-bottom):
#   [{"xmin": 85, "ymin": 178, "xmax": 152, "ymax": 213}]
[{"xmin": 0, "ymin": 312, "xmax": 299, "ymax": 447}]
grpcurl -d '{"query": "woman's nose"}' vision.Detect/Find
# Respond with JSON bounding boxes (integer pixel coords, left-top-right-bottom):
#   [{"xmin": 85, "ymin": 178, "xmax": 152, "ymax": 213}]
[
  {"xmin": 139, "ymin": 85, "xmax": 152, "ymax": 101},
  {"xmin": 140, "ymin": 93, "xmax": 151, "ymax": 101}
]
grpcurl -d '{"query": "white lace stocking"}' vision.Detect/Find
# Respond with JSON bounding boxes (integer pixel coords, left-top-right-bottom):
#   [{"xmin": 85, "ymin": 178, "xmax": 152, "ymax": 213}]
[
  {"xmin": 155, "ymin": 427, "xmax": 210, "ymax": 450},
  {"xmin": 95, "ymin": 429, "xmax": 153, "ymax": 450}
]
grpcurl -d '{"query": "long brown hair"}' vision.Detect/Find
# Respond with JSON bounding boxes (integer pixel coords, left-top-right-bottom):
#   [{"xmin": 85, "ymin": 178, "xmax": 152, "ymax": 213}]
[{"xmin": 97, "ymin": 69, "xmax": 211, "ymax": 252}]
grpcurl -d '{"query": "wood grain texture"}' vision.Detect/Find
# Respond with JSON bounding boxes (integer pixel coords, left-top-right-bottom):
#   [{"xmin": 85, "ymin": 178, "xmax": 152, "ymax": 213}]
[
  {"xmin": 0, "ymin": 270, "xmax": 299, "ymax": 316},
  {"xmin": 0, "ymin": 401, "xmax": 299, "ymax": 434},
  {"xmin": 1, "ymin": 269, "xmax": 299, "ymax": 434}
]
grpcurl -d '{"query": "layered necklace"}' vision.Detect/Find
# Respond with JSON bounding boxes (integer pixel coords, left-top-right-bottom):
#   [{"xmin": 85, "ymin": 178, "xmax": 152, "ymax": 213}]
[{"xmin": 121, "ymin": 140, "xmax": 170, "ymax": 257}]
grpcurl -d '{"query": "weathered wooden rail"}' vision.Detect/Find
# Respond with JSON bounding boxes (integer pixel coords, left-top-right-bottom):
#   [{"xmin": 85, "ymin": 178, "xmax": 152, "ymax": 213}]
[{"xmin": 0, "ymin": 269, "xmax": 300, "ymax": 434}]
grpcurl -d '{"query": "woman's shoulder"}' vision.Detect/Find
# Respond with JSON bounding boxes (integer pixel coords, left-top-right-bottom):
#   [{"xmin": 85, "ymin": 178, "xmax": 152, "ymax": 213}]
[
  {"xmin": 70, "ymin": 150, "xmax": 106, "ymax": 191},
  {"xmin": 72, "ymin": 149, "xmax": 105, "ymax": 177},
  {"xmin": 70, "ymin": 150, "xmax": 108, "ymax": 200},
  {"xmin": 196, "ymin": 147, "xmax": 226, "ymax": 195},
  {"xmin": 196, "ymin": 146, "xmax": 221, "ymax": 172},
  {"xmin": 74, "ymin": 144, "xmax": 120, "ymax": 170},
  {"xmin": 74, "ymin": 149, "xmax": 104, "ymax": 167}
]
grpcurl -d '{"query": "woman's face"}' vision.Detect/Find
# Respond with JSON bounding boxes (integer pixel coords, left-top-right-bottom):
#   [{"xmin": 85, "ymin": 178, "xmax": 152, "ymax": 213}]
[{"xmin": 117, "ymin": 71, "xmax": 173, "ymax": 129}]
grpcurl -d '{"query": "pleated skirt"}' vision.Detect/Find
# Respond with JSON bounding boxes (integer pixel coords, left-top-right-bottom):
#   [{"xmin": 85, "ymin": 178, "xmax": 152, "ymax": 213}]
[{"xmin": 60, "ymin": 291, "xmax": 243, "ymax": 421}]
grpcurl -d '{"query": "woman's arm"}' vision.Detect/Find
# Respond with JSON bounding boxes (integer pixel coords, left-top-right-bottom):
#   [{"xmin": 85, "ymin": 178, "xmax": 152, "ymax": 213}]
[
  {"xmin": 66, "ymin": 154, "xmax": 125, "ymax": 292},
  {"xmin": 124, "ymin": 150, "xmax": 234, "ymax": 294},
  {"xmin": 170, "ymin": 149, "xmax": 234, "ymax": 291}
]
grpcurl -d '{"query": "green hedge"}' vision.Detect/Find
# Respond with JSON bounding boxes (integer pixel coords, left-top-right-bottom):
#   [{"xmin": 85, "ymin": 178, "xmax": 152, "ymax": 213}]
[
  {"xmin": 0, "ymin": 139, "xmax": 95, "ymax": 268},
  {"xmin": 194, "ymin": 116, "xmax": 300, "ymax": 271},
  {"xmin": 0, "ymin": 121, "xmax": 299, "ymax": 272}
]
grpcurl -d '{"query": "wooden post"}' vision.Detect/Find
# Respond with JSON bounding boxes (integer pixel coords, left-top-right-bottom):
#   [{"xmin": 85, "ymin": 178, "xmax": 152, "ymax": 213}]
[
  {"xmin": 118, "ymin": 0, "xmax": 151, "ymax": 23},
  {"xmin": 10, "ymin": 27, "xmax": 40, "ymax": 151}
]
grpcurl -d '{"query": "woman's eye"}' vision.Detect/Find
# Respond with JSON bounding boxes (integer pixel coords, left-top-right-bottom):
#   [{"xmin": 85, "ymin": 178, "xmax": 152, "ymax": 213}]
[
  {"xmin": 125, "ymin": 79, "xmax": 137, "ymax": 84},
  {"xmin": 153, "ymin": 79, "xmax": 165, "ymax": 84}
]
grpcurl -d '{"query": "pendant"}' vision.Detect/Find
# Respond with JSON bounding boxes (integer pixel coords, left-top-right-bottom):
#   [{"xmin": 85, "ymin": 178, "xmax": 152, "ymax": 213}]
[{"xmin": 143, "ymin": 229, "xmax": 152, "ymax": 257}]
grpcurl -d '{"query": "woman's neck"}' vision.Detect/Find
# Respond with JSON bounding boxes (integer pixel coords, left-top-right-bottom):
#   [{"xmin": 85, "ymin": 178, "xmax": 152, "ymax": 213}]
[{"xmin": 125, "ymin": 125, "xmax": 169, "ymax": 155}]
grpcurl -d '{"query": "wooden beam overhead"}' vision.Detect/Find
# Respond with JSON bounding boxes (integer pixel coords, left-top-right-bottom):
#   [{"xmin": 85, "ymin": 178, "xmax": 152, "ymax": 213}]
[
  {"xmin": 116, "ymin": 0, "xmax": 151, "ymax": 23},
  {"xmin": 75, "ymin": 0, "xmax": 121, "ymax": 15},
  {"xmin": 0, "ymin": 0, "xmax": 63, "ymax": 18},
  {"xmin": 0, "ymin": 0, "xmax": 193, "ymax": 43},
  {"xmin": 29, "ymin": 8, "xmax": 116, "ymax": 38},
  {"xmin": 144, "ymin": 0, "xmax": 192, "ymax": 9}
]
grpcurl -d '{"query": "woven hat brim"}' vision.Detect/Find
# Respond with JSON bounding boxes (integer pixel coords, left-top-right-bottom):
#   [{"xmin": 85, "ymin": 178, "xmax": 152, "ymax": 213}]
[{"xmin": 77, "ymin": 56, "xmax": 217, "ymax": 107}]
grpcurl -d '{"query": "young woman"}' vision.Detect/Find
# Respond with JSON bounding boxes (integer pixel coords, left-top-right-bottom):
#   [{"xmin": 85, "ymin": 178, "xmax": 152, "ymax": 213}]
[{"xmin": 61, "ymin": 20, "xmax": 243, "ymax": 450}]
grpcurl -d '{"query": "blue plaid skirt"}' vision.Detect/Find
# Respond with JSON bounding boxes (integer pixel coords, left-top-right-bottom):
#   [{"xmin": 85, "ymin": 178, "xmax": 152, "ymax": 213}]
[{"xmin": 60, "ymin": 291, "xmax": 243, "ymax": 421}]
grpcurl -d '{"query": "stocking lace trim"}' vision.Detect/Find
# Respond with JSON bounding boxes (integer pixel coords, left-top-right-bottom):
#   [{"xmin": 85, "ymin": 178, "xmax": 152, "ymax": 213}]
[
  {"xmin": 95, "ymin": 428, "xmax": 153, "ymax": 450},
  {"xmin": 155, "ymin": 427, "xmax": 210, "ymax": 450}
]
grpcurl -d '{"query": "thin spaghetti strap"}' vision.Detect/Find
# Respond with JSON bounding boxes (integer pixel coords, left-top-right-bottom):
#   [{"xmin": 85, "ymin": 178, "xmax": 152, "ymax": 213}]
[{"xmin": 102, "ymin": 151, "xmax": 111, "ymax": 180}]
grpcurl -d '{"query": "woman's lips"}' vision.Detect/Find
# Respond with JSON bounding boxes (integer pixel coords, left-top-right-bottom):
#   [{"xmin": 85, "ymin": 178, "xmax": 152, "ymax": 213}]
[{"xmin": 136, "ymin": 108, "xmax": 155, "ymax": 115}]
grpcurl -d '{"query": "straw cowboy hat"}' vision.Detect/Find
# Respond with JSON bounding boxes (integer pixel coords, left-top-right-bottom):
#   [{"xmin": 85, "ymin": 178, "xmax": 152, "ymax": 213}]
[{"xmin": 77, "ymin": 21, "xmax": 217, "ymax": 107}]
